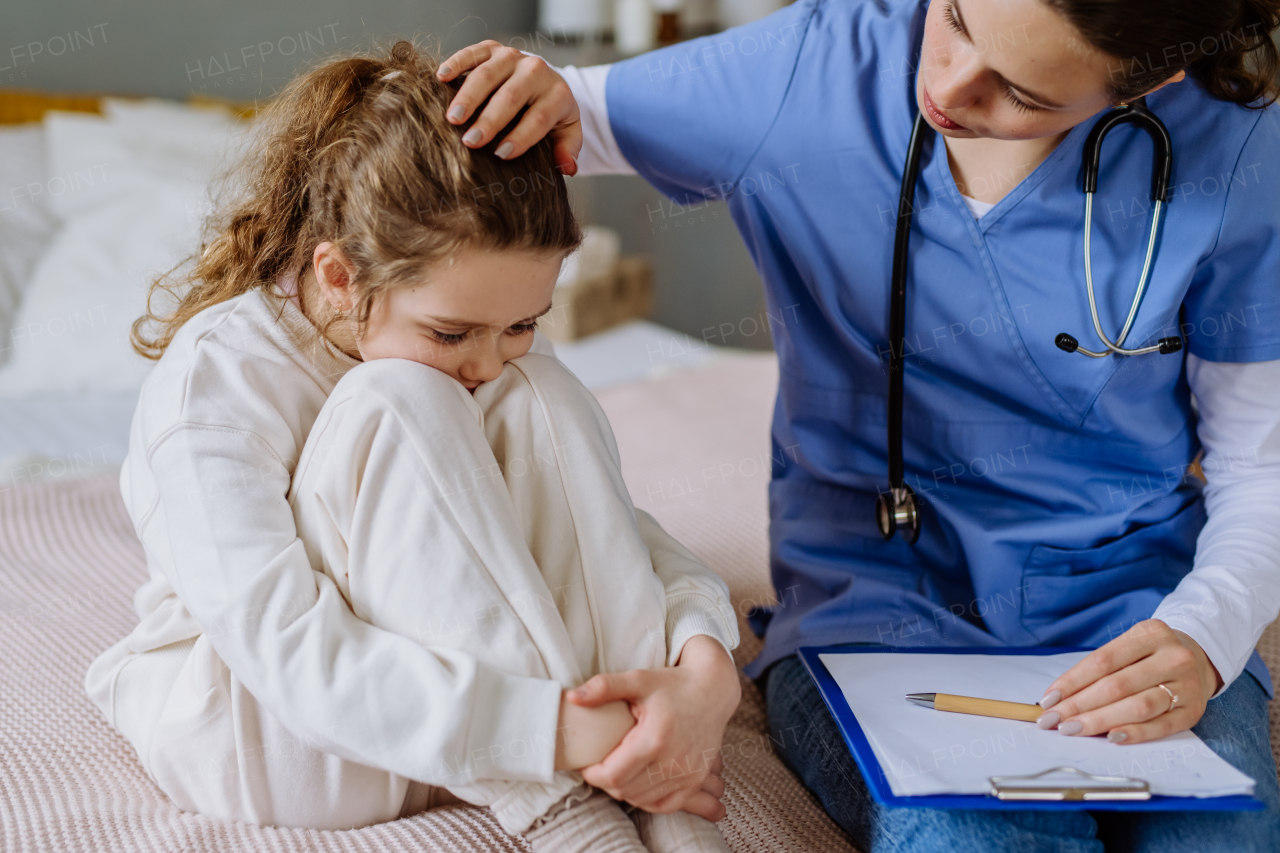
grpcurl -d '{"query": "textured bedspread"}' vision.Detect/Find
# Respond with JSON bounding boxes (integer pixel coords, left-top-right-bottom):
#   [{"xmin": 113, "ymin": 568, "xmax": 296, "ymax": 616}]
[
  {"xmin": 0, "ymin": 352, "xmax": 1275, "ymax": 852},
  {"xmin": 0, "ymin": 353, "xmax": 858, "ymax": 853}
]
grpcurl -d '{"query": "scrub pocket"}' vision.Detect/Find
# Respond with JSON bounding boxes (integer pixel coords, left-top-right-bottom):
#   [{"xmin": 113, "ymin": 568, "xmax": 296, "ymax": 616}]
[{"xmin": 1019, "ymin": 498, "xmax": 1204, "ymax": 644}]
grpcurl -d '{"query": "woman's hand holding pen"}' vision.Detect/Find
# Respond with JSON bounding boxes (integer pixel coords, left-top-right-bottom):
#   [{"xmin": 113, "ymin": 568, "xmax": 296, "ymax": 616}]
[{"xmin": 1036, "ymin": 619, "xmax": 1223, "ymax": 744}]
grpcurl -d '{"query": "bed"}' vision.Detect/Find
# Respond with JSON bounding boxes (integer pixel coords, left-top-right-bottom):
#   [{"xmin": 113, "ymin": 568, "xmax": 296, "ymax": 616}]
[{"xmin": 1, "ymin": 91, "xmax": 1277, "ymax": 853}]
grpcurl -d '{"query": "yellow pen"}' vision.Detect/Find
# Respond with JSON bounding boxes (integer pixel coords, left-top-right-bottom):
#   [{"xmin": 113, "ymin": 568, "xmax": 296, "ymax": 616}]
[{"xmin": 906, "ymin": 692, "xmax": 1042, "ymax": 723}]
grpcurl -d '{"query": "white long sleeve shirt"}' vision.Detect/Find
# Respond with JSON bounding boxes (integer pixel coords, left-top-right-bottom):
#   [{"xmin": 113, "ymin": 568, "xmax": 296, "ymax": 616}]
[
  {"xmin": 551, "ymin": 59, "xmax": 1280, "ymax": 694},
  {"xmin": 85, "ymin": 289, "xmax": 738, "ymax": 788},
  {"xmin": 1155, "ymin": 358, "xmax": 1280, "ymax": 695}
]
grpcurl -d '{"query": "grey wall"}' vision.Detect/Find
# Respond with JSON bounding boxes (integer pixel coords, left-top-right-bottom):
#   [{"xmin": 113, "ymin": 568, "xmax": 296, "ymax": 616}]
[
  {"xmin": 1, "ymin": 1, "xmax": 537, "ymax": 102},
  {"xmin": 568, "ymin": 177, "xmax": 770, "ymax": 350},
  {"xmin": 1, "ymin": 0, "xmax": 769, "ymax": 349}
]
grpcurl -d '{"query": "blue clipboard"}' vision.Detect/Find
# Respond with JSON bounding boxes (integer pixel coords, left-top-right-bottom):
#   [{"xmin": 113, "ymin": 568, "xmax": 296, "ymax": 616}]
[{"xmin": 797, "ymin": 645, "xmax": 1263, "ymax": 811}]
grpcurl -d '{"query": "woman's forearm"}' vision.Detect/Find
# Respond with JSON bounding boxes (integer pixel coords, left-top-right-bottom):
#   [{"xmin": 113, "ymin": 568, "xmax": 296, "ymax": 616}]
[
  {"xmin": 1152, "ymin": 356, "xmax": 1280, "ymax": 695},
  {"xmin": 539, "ymin": 61, "xmax": 636, "ymax": 176}
]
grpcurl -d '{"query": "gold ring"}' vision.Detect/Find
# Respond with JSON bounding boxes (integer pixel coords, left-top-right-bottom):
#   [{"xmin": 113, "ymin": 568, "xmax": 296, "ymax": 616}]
[{"xmin": 1157, "ymin": 683, "xmax": 1179, "ymax": 713}]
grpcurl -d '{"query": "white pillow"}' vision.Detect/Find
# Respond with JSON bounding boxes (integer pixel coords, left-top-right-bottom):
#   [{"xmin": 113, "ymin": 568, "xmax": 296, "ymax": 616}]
[
  {"xmin": 0, "ymin": 102, "xmax": 244, "ymax": 396},
  {"xmin": 0, "ymin": 124, "xmax": 58, "ymax": 363}
]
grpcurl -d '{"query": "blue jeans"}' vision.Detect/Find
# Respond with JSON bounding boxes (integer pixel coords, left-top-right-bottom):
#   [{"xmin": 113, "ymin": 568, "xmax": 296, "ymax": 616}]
[{"xmin": 761, "ymin": 654, "xmax": 1280, "ymax": 852}]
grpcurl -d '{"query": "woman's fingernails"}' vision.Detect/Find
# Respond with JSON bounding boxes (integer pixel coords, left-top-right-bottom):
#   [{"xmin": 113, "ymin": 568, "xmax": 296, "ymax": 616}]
[
  {"xmin": 448, "ymin": 104, "xmax": 466, "ymax": 121},
  {"xmin": 462, "ymin": 127, "xmax": 484, "ymax": 146},
  {"xmin": 438, "ymin": 65, "xmax": 452, "ymax": 77},
  {"xmin": 1036, "ymin": 711, "xmax": 1060, "ymax": 730},
  {"xmin": 1039, "ymin": 689, "xmax": 1061, "ymax": 710},
  {"xmin": 1058, "ymin": 720, "xmax": 1083, "ymax": 736},
  {"xmin": 1108, "ymin": 730, "xmax": 1128, "ymax": 743},
  {"xmin": 495, "ymin": 141, "xmax": 514, "ymax": 159}
]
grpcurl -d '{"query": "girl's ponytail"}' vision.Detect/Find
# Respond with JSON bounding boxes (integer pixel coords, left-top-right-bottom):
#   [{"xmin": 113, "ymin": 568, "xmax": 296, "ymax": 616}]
[{"xmin": 131, "ymin": 55, "xmax": 384, "ymax": 359}]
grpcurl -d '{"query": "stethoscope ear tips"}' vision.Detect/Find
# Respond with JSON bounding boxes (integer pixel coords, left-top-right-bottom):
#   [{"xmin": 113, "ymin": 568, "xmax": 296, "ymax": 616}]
[
  {"xmin": 1054, "ymin": 333, "xmax": 1080, "ymax": 353},
  {"xmin": 1056, "ymin": 331, "xmax": 1182, "ymax": 356}
]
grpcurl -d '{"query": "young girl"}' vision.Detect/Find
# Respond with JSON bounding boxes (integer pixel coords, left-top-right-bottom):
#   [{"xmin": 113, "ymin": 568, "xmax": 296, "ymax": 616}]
[{"xmin": 84, "ymin": 41, "xmax": 741, "ymax": 853}]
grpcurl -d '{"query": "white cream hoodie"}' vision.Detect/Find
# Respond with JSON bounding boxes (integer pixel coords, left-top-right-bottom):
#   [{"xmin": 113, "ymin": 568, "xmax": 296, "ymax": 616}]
[{"xmin": 85, "ymin": 288, "xmax": 739, "ymax": 795}]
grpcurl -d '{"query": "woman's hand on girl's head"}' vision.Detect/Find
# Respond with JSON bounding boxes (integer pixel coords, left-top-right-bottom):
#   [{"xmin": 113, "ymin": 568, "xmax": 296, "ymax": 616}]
[
  {"xmin": 437, "ymin": 41, "xmax": 582, "ymax": 175},
  {"xmin": 569, "ymin": 635, "xmax": 741, "ymax": 822},
  {"xmin": 1035, "ymin": 619, "xmax": 1223, "ymax": 745}
]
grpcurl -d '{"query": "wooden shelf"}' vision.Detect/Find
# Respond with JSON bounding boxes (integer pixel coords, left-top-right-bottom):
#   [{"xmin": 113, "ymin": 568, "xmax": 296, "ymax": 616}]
[{"xmin": 540, "ymin": 256, "xmax": 653, "ymax": 342}]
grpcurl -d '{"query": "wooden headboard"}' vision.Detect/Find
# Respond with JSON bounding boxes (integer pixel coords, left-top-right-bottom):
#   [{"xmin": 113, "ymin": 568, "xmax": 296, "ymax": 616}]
[
  {"xmin": 0, "ymin": 89, "xmax": 101, "ymax": 124},
  {"xmin": 0, "ymin": 88, "xmax": 257, "ymax": 124}
]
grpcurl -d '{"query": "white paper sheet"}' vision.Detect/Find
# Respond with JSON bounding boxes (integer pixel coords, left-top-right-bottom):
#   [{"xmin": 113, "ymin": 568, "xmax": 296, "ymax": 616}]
[{"xmin": 818, "ymin": 651, "xmax": 1256, "ymax": 799}]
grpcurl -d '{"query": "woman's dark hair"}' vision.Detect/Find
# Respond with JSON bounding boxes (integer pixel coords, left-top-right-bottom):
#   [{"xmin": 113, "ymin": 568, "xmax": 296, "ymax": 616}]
[{"xmin": 1047, "ymin": 0, "xmax": 1280, "ymax": 108}]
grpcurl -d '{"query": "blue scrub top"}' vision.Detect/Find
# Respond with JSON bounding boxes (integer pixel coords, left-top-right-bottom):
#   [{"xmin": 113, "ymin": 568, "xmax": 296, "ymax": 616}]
[{"xmin": 606, "ymin": 0, "xmax": 1280, "ymax": 692}]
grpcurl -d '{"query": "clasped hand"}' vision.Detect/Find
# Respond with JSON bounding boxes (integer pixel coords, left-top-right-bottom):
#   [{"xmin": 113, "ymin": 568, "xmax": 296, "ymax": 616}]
[{"xmin": 553, "ymin": 635, "xmax": 741, "ymax": 821}]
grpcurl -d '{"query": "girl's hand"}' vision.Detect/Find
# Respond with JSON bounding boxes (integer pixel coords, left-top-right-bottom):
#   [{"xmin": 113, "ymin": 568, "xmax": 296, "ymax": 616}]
[
  {"xmin": 1037, "ymin": 619, "xmax": 1223, "ymax": 745},
  {"xmin": 436, "ymin": 41, "xmax": 583, "ymax": 175},
  {"xmin": 554, "ymin": 693, "xmax": 636, "ymax": 771},
  {"xmin": 570, "ymin": 635, "xmax": 742, "ymax": 822}
]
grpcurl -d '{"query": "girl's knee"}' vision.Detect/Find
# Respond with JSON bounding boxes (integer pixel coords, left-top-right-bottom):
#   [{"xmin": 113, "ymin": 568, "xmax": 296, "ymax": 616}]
[
  {"xmin": 295, "ymin": 359, "xmax": 482, "ymax": 491},
  {"xmin": 326, "ymin": 358, "xmax": 486, "ymax": 440},
  {"xmin": 336, "ymin": 358, "xmax": 471, "ymax": 408},
  {"xmin": 503, "ymin": 353, "xmax": 594, "ymax": 403}
]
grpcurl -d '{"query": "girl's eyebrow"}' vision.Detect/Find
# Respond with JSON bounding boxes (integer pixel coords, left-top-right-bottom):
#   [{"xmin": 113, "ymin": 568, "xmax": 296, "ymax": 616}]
[{"xmin": 422, "ymin": 302, "xmax": 555, "ymax": 328}]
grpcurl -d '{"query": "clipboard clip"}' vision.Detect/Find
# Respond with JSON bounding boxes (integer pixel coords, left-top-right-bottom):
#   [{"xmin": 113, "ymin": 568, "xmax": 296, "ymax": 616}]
[{"xmin": 989, "ymin": 766, "xmax": 1152, "ymax": 801}]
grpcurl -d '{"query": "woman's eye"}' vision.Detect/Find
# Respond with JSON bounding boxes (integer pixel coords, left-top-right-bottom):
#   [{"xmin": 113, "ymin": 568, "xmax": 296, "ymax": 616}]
[
  {"xmin": 507, "ymin": 321, "xmax": 538, "ymax": 336},
  {"xmin": 430, "ymin": 330, "xmax": 469, "ymax": 344},
  {"xmin": 1002, "ymin": 83, "xmax": 1042, "ymax": 115},
  {"xmin": 943, "ymin": 1, "xmax": 964, "ymax": 35}
]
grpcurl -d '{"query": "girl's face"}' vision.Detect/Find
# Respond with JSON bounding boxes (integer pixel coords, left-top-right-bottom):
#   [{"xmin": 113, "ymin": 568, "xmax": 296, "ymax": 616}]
[
  {"xmin": 916, "ymin": 0, "xmax": 1174, "ymax": 141},
  {"xmin": 314, "ymin": 243, "xmax": 563, "ymax": 392}
]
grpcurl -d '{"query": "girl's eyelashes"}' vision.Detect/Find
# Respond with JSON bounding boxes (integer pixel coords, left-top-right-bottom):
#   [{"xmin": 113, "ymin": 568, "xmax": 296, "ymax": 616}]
[
  {"xmin": 429, "ymin": 329, "xmax": 469, "ymax": 344},
  {"xmin": 426, "ymin": 320, "xmax": 538, "ymax": 345}
]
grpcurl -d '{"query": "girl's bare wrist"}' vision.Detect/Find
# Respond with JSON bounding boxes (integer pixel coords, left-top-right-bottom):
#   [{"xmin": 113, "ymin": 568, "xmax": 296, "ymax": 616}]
[{"xmin": 554, "ymin": 692, "xmax": 634, "ymax": 770}]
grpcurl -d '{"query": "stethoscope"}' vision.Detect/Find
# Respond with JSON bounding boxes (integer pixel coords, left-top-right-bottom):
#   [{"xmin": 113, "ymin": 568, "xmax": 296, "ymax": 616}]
[{"xmin": 876, "ymin": 98, "xmax": 1184, "ymax": 543}]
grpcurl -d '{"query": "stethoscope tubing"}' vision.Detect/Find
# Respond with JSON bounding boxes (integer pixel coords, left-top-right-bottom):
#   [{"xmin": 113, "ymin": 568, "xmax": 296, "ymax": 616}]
[
  {"xmin": 1076, "ymin": 194, "xmax": 1166, "ymax": 357},
  {"xmin": 1061, "ymin": 97, "xmax": 1181, "ymax": 358},
  {"xmin": 887, "ymin": 112, "xmax": 930, "ymax": 491},
  {"xmin": 879, "ymin": 98, "xmax": 1180, "ymax": 543}
]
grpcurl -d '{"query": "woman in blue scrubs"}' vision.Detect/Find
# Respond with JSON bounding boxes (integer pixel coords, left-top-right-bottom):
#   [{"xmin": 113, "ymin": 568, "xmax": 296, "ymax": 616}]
[{"xmin": 438, "ymin": 0, "xmax": 1280, "ymax": 849}]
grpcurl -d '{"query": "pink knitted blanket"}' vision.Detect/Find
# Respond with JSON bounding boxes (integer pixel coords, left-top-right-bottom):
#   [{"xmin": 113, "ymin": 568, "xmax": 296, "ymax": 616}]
[{"xmin": 0, "ymin": 354, "xmax": 863, "ymax": 853}]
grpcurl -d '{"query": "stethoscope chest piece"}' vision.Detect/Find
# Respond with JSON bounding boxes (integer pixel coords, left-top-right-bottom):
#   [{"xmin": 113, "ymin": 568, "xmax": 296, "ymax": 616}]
[{"xmin": 876, "ymin": 484, "xmax": 920, "ymax": 544}]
